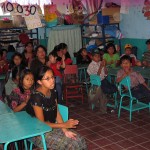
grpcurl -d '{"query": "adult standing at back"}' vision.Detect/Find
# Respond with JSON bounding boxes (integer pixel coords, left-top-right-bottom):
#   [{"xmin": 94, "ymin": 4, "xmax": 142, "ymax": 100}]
[{"xmin": 30, "ymin": 45, "xmax": 48, "ymax": 83}]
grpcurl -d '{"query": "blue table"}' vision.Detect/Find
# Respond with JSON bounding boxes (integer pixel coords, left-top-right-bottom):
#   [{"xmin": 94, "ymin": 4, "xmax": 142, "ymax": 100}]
[
  {"xmin": 0, "ymin": 111, "xmax": 52, "ymax": 150},
  {"xmin": 0, "ymin": 100, "xmax": 12, "ymax": 115}
]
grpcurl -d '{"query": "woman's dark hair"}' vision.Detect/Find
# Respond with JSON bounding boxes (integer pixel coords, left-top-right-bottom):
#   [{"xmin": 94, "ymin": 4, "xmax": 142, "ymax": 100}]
[
  {"xmin": 105, "ymin": 43, "xmax": 116, "ymax": 54},
  {"xmin": 12, "ymin": 66, "xmax": 19, "ymax": 80},
  {"xmin": 35, "ymin": 45, "xmax": 47, "ymax": 55},
  {"xmin": 19, "ymin": 69, "xmax": 34, "ymax": 93},
  {"xmin": 8, "ymin": 45, "xmax": 15, "ymax": 52},
  {"xmin": 37, "ymin": 66, "xmax": 53, "ymax": 81},
  {"xmin": 0, "ymin": 51, "xmax": 3, "ymax": 57},
  {"xmin": 58, "ymin": 43, "xmax": 67, "ymax": 49},
  {"xmin": 146, "ymin": 39, "xmax": 150, "ymax": 45},
  {"xmin": 120, "ymin": 55, "xmax": 132, "ymax": 64}
]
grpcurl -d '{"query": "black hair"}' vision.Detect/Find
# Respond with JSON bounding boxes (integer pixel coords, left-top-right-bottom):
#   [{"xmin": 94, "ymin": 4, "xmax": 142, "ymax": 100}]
[
  {"xmin": 35, "ymin": 45, "xmax": 47, "ymax": 55},
  {"xmin": 105, "ymin": 43, "xmax": 116, "ymax": 54},
  {"xmin": 8, "ymin": 45, "xmax": 15, "ymax": 52},
  {"xmin": 0, "ymin": 51, "xmax": 3, "ymax": 57},
  {"xmin": 48, "ymin": 50, "xmax": 57, "ymax": 57},
  {"xmin": 58, "ymin": 43, "xmax": 67, "ymax": 49},
  {"xmin": 78, "ymin": 48, "xmax": 86, "ymax": 55},
  {"xmin": 18, "ymin": 69, "xmax": 34, "ymax": 94},
  {"xmin": 120, "ymin": 55, "xmax": 132, "ymax": 64},
  {"xmin": 53, "ymin": 45, "xmax": 61, "ymax": 52},
  {"xmin": 25, "ymin": 41, "xmax": 33, "ymax": 48},
  {"xmin": 37, "ymin": 65, "xmax": 53, "ymax": 81},
  {"xmin": 146, "ymin": 39, "xmax": 150, "ymax": 45},
  {"xmin": 12, "ymin": 66, "xmax": 18, "ymax": 80},
  {"xmin": 10, "ymin": 52, "xmax": 26, "ymax": 69}
]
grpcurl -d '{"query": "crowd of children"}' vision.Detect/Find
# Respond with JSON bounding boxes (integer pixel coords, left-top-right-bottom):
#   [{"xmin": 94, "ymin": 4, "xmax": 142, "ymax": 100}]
[{"xmin": 0, "ymin": 39, "xmax": 150, "ymax": 149}]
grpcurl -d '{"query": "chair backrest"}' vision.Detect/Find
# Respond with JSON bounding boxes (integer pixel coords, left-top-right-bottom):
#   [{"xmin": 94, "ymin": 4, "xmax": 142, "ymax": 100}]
[
  {"xmin": 90, "ymin": 74, "xmax": 101, "ymax": 87},
  {"xmin": 63, "ymin": 65, "xmax": 78, "ymax": 83},
  {"xmin": 58, "ymin": 104, "xmax": 68, "ymax": 122},
  {"xmin": 119, "ymin": 76, "xmax": 132, "ymax": 97}
]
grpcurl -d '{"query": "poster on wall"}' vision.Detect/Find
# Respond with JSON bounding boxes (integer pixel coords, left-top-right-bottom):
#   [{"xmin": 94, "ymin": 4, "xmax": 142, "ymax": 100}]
[
  {"xmin": 24, "ymin": 15, "xmax": 42, "ymax": 30},
  {"xmin": 142, "ymin": 0, "xmax": 150, "ymax": 20}
]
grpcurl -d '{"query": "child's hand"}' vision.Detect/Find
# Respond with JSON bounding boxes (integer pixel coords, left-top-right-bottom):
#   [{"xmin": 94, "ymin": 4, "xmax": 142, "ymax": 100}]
[
  {"xmin": 56, "ymin": 62, "xmax": 61, "ymax": 69},
  {"xmin": 64, "ymin": 119, "xmax": 79, "ymax": 128},
  {"xmin": 25, "ymin": 95, "xmax": 30, "ymax": 104},
  {"xmin": 62, "ymin": 55, "xmax": 65, "ymax": 61},
  {"xmin": 64, "ymin": 130, "xmax": 77, "ymax": 140}
]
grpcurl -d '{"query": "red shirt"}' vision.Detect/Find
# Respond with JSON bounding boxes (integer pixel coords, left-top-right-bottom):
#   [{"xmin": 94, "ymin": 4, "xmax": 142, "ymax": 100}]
[
  {"xmin": 50, "ymin": 63, "xmax": 62, "ymax": 78},
  {"xmin": 65, "ymin": 58, "xmax": 72, "ymax": 65}
]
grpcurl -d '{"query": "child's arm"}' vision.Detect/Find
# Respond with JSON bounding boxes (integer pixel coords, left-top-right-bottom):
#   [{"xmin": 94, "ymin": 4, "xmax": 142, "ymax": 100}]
[
  {"xmin": 61, "ymin": 55, "xmax": 66, "ymax": 68},
  {"xmin": 33, "ymin": 105, "xmax": 78, "ymax": 129},
  {"xmin": 97, "ymin": 60, "xmax": 105, "ymax": 75},
  {"xmin": 116, "ymin": 73, "xmax": 128, "ymax": 83}
]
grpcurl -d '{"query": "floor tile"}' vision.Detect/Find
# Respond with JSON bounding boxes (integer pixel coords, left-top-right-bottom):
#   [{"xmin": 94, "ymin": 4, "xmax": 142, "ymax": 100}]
[
  {"xmin": 127, "ymin": 145, "xmax": 148, "ymax": 150},
  {"xmin": 141, "ymin": 141, "xmax": 150, "ymax": 149},
  {"xmin": 94, "ymin": 138, "xmax": 112, "ymax": 147},
  {"xmin": 102, "ymin": 143, "xmax": 124, "ymax": 150},
  {"xmin": 107, "ymin": 134, "xmax": 125, "ymax": 143},
  {"xmin": 117, "ymin": 139, "xmax": 136, "ymax": 149},
  {"xmin": 85, "ymin": 133, "xmax": 102, "ymax": 141},
  {"xmin": 98, "ymin": 129, "xmax": 114, "ymax": 137},
  {"xmin": 86, "ymin": 141, "xmax": 100, "ymax": 150},
  {"xmin": 129, "ymin": 135, "xmax": 149, "ymax": 144}
]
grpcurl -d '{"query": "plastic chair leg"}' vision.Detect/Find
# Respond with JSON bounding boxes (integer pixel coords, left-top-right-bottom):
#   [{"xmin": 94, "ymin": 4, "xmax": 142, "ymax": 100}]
[
  {"xmin": 129, "ymin": 99, "xmax": 133, "ymax": 122},
  {"xmin": 24, "ymin": 139, "xmax": 28, "ymax": 150},
  {"xmin": 118, "ymin": 97, "xmax": 123, "ymax": 118},
  {"xmin": 15, "ymin": 142, "xmax": 18, "ymax": 150},
  {"xmin": 41, "ymin": 134, "xmax": 47, "ymax": 150}
]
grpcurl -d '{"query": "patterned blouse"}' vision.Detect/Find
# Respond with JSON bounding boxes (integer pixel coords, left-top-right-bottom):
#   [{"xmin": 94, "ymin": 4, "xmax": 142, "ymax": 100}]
[
  {"xmin": 9, "ymin": 87, "xmax": 31, "ymax": 110},
  {"xmin": 26, "ymin": 90, "xmax": 57, "ymax": 123}
]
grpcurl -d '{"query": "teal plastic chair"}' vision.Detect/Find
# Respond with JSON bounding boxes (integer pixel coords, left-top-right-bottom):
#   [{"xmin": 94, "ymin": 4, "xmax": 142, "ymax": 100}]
[
  {"xmin": 27, "ymin": 104, "xmax": 69, "ymax": 150},
  {"xmin": 118, "ymin": 76, "xmax": 150, "ymax": 121},
  {"xmin": 89, "ymin": 74, "xmax": 118, "ymax": 110}
]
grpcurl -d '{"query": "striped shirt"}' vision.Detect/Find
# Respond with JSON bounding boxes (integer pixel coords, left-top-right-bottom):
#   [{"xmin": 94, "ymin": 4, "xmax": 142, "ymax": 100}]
[
  {"xmin": 87, "ymin": 60, "xmax": 107, "ymax": 80},
  {"xmin": 117, "ymin": 69, "xmax": 145, "ymax": 88}
]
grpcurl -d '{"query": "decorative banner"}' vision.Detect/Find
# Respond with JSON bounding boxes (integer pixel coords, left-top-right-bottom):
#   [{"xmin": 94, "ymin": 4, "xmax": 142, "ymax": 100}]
[
  {"xmin": 0, "ymin": 1, "xmax": 40, "ymax": 16},
  {"xmin": 44, "ymin": 4, "xmax": 57, "ymax": 22},
  {"xmin": 24, "ymin": 15, "xmax": 42, "ymax": 30}
]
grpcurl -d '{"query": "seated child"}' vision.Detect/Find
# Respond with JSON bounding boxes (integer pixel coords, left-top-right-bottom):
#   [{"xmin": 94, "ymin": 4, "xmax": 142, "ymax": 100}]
[
  {"xmin": 9, "ymin": 69, "xmax": 34, "ymax": 112},
  {"xmin": 47, "ymin": 50, "xmax": 65, "ymax": 104},
  {"xmin": 103, "ymin": 43, "xmax": 120, "ymax": 68},
  {"xmin": 25, "ymin": 66, "xmax": 87, "ymax": 150},
  {"xmin": 142, "ymin": 39, "xmax": 150, "ymax": 67},
  {"xmin": 116, "ymin": 55, "xmax": 150, "ymax": 100},
  {"xmin": 58, "ymin": 43, "xmax": 73, "ymax": 65},
  {"xmin": 87, "ymin": 49, "xmax": 117, "ymax": 113},
  {"xmin": 121, "ymin": 44, "xmax": 141, "ymax": 66},
  {"xmin": 77, "ymin": 48, "xmax": 91, "ymax": 64}
]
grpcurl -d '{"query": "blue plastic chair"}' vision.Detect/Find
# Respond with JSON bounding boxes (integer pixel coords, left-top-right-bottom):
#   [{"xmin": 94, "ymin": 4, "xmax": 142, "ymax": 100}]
[
  {"xmin": 89, "ymin": 74, "xmax": 118, "ymax": 110},
  {"xmin": 118, "ymin": 76, "xmax": 150, "ymax": 121},
  {"xmin": 27, "ymin": 104, "xmax": 69, "ymax": 150}
]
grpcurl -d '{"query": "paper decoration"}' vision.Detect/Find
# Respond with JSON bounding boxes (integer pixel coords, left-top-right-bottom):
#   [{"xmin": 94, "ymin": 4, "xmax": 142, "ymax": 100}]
[
  {"xmin": 120, "ymin": 0, "xmax": 129, "ymax": 14},
  {"xmin": 44, "ymin": 4, "xmax": 57, "ymax": 22},
  {"xmin": 24, "ymin": 15, "xmax": 42, "ymax": 30},
  {"xmin": 0, "ymin": 2, "xmax": 13, "ymax": 14},
  {"xmin": 142, "ymin": 0, "xmax": 150, "ymax": 20}
]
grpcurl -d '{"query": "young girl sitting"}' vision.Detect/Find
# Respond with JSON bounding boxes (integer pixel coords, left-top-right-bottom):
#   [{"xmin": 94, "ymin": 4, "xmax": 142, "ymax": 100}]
[
  {"xmin": 47, "ymin": 50, "xmax": 65, "ymax": 104},
  {"xmin": 77, "ymin": 48, "xmax": 91, "ymax": 65},
  {"xmin": 103, "ymin": 43, "xmax": 120, "ymax": 68},
  {"xmin": 9, "ymin": 69, "xmax": 34, "ymax": 112},
  {"xmin": 26, "ymin": 66, "xmax": 87, "ymax": 150}
]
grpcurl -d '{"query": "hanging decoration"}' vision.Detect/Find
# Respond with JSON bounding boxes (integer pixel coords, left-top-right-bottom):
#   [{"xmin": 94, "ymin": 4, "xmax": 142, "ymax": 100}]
[{"xmin": 142, "ymin": 0, "xmax": 150, "ymax": 20}]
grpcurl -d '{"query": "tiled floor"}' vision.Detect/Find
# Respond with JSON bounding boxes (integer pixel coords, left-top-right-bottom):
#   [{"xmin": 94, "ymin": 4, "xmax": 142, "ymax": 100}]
[{"xmin": 68, "ymin": 99, "xmax": 150, "ymax": 150}]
